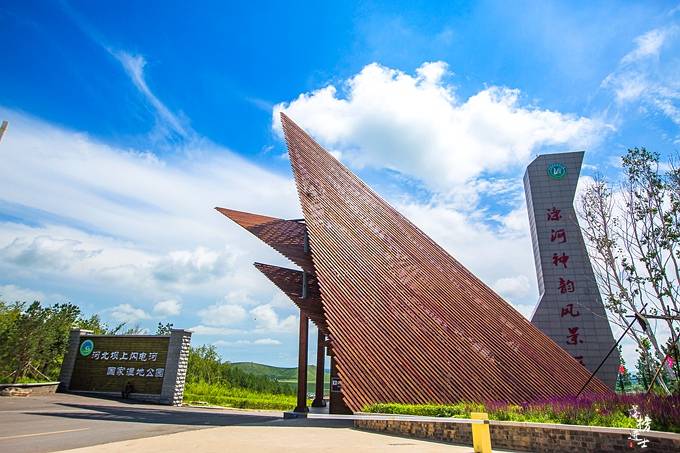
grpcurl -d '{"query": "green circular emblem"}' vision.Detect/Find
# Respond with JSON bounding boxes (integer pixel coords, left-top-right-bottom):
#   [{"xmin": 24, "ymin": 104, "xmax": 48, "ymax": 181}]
[
  {"xmin": 79, "ymin": 339, "xmax": 94, "ymax": 356},
  {"xmin": 547, "ymin": 163, "xmax": 567, "ymax": 180}
]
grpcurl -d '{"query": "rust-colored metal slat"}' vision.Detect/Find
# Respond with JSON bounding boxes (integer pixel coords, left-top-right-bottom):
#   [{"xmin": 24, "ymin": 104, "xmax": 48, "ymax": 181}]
[
  {"xmin": 216, "ymin": 208, "xmax": 314, "ymax": 273},
  {"xmin": 216, "ymin": 114, "xmax": 611, "ymax": 414},
  {"xmin": 254, "ymin": 262, "xmax": 328, "ymax": 335},
  {"xmin": 279, "ymin": 113, "xmax": 609, "ymax": 412}
]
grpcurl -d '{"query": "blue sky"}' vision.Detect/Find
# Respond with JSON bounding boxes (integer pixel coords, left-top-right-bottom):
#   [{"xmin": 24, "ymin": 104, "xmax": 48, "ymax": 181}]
[{"xmin": 1, "ymin": 1, "xmax": 679, "ymax": 367}]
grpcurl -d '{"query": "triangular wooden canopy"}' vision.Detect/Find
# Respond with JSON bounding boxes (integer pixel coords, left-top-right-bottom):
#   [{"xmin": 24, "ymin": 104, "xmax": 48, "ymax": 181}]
[{"xmin": 216, "ymin": 113, "xmax": 611, "ymax": 412}]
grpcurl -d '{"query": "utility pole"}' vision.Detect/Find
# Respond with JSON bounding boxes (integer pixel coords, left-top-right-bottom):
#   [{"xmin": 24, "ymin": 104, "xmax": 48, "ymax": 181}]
[{"xmin": 0, "ymin": 121, "xmax": 7, "ymax": 142}]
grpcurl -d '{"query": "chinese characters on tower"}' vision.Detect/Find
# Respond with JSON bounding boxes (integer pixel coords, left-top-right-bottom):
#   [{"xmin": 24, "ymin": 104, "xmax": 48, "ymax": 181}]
[
  {"xmin": 547, "ymin": 206, "xmax": 582, "ymax": 360},
  {"xmin": 525, "ymin": 152, "xmax": 619, "ymax": 389}
]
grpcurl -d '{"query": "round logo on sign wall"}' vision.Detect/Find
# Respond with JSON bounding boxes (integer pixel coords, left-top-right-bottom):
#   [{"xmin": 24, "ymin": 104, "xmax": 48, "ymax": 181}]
[
  {"xmin": 79, "ymin": 339, "xmax": 94, "ymax": 356},
  {"xmin": 547, "ymin": 163, "xmax": 567, "ymax": 180}
]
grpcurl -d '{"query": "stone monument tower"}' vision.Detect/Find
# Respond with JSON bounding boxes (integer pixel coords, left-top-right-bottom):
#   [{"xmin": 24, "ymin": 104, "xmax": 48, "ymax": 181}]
[{"xmin": 524, "ymin": 151, "xmax": 619, "ymax": 389}]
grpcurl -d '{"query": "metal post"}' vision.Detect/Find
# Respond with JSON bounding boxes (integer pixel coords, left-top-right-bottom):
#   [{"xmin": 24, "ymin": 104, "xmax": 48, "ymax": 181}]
[
  {"xmin": 646, "ymin": 360, "xmax": 667, "ymax": 395},
  {"xmin": 576, "ymin": 310, "xmax": 644, "ymax": 397},
  {"xmin": 302, "ymin": 272, "xmax": 308, "ymax": 299},
  {"xmin": 471, "ymin": 412, "xmax": 492, "ymax": 453},
  {"xmin": 329, "ymin": 355, "xmax": 338, "ymax": 413},
  {"xmin": 311, "ymin": 330, "xmax": 326, "ymax": 407},
  {"xmin": 294, "ymin": 311, "xmax": 309, "ymax": 413}
]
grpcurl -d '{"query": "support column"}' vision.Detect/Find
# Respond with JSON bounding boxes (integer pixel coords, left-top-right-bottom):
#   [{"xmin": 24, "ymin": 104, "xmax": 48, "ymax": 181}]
[
  {"xmin": 159, "ymin": 329, "xmax": 192, "ymax": 406},
  {"xmin": 311, "ymin": 330, "xmax": 326, "ymax": 407},
  {"xmin": 329, "ymin": 355, "xmax": 352, "ymax": 414},
  {"xmin": 294, "ymin": 311, "xmax": 309, "ymax": 413},
  {"xmin": 58, "ymin": 329, "xmax": 92, "ymax": 392}
]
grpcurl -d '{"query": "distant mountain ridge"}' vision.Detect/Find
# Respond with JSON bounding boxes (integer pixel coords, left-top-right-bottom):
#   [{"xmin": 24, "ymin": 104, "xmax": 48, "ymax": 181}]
[{"xmin": 231, "ymin": 362, "xmax": 330, "ymax": 382}]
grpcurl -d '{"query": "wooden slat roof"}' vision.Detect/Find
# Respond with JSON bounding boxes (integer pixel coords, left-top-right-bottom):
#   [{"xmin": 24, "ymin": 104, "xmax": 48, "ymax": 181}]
[
  {"xmin": 277, "ymin": 112, "xmax": 610, "ymax": 411},
  {"xmin": 254, "ymin": 262, "xmax": 328, "ymax": 336},
  {"xmin": 216, "ymin": 207, "xmax": 314, "ymax": 273}
]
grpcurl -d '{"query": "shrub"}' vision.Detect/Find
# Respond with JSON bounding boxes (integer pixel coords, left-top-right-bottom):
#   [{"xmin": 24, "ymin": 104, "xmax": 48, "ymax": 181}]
[{"xmin": 364, "ymin": 394, "xmax": 680, "ymax": 433}]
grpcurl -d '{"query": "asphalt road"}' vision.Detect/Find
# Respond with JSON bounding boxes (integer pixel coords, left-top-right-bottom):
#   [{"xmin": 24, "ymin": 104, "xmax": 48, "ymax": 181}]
[{"xmin": 0, "ymin": 393, "xmax": 351, "ymax": 453}]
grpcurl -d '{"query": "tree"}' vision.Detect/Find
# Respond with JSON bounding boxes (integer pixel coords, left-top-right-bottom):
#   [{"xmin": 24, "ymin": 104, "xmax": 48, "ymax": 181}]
[
  {"xmin": 0, "ymin": 301, "xmax": 22, "ymax": 377},
  {"xmin": 635, "ymin": 338, "xmax": 656, "ymax": 391},
  {"xmin": 617, "ymin": 346, "xmax": 632, "ymax": 393},
  {"xmin": 156, "ymin": 322, "xmax": 174, "ymax": 335},
  {"xmin": 79, "ymin": 313, "xmax": 127, "ymax": 335},
  {"xmin": 0, "ymin": 300, "xmax": 152, "ymax": 382},
  {"xmin": 185, "ymin": 345, "xmax": 295, "ymax": 395},
  {"xmin": 0, "ymin": 301, "xmax": 80, "ymax": 382},
  {"xmin": 579, "ymin": 148, "xmax": 679, "ymax": 394}
]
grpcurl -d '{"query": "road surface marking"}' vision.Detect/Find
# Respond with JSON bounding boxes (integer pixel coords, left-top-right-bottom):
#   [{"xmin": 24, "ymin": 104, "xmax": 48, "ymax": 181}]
[{"xmin": 0, "ymin": 428, "xmax": 89, "ymax": 440}]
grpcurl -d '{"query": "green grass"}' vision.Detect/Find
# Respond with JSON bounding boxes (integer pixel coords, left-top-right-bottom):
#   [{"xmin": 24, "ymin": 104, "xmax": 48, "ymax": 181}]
[
  {"xmin": 183, "ymin": 381, "xmax": 308, "ymax": 411},
  {"xmin": 278, "ymin": 379, "xmax": 330, "ymax": 395},
  {"xmin": 364, "ymin": 402, "xmax": 637, "ymax": 429},
  {"xmin": 0, "ymin": 376, "xmax": 56, "ymax": 384}
]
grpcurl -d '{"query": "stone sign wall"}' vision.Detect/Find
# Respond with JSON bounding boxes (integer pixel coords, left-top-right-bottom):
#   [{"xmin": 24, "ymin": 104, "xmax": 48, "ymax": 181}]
[{"xmin": 59, "ymin": 328, "xmax": 191, "ymax": 405}]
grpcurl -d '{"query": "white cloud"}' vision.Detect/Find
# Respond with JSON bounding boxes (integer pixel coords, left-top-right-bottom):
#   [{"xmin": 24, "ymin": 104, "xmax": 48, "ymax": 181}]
[
  {"xmin": 107, "ymin": 303, "xmax": 150, "ymax": 323},
  {"xmin": 213, "ymin": 339, "xmax": 249, "ymax": 346},
  {"xmin": 0, "ymin": 41, "xmax": 306, "ymax": 349},
  {"xmin": 621, "ymin": 27, "xmax": 675, "ymax": 64},
  {"xmin": 602, "ymin": 71, "xmax": 649, "ymax": 104},
  {"xmin": 492, "ymin": 275, "xmax": 532, "ymax": 300},
  {"xmin": 654, "ymin": 97, "xmax": 680, "ymax": 126},
  {"xmin": 602, "ymin": 24, "xmax": 680, "ymax": 130},
  {"xmin": 213, "ymin": 338, "xmax": 281, "ymax": 346},
  {"xmin": 416, "ymin": 60, "xmax": 448, "ymax": 83},
  {"xmin": 274, "ymin": 61, "xmax": 608, "ymax": 194},
  {"xmin": 188, "ymin": 325, "xmax": 243, "ymax": 335},
  {"xmin": 270, "ymin": 60, "xmax": 603, "ymax": 315},
  {"xmin": 0, "ymin": 235, "xmax": 101, "ymax": 270},
  {"xmin": 153, "ymin": 298, "xmax": 182, "ymax": 316},
  {"xmin": 222, "ymin": 289, "xmax": 260, "ymax": 307},
  {"xmin": 250, "ymin": 304, "xmax": 297, "ymax": 333},
  {"xmin": 0, "ymin": 284, "xmax": 46, "ymax": 303},
  {"xmin": 112, "ymin": 51, "xmax": 190, "ymax": 142},
  {"xmin": 152, "ymin": 246, "xmax": 236, "ymax": 284},
  {"xmin": 197, "ymin": 303, "xmax": 247, "ymax": 326},
  {"xmin": 0, "ymin": 106, "xmax": 300, "ymax": 316},
  {"xmin": 253, "ymin": 338, "xmax": 281, "ymax": 345}
]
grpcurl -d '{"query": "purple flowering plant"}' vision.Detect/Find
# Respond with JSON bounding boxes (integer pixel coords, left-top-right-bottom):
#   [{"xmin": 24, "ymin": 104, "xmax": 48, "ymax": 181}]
[{"xmin": 365, "ymin": 394, "xmax": 680, "ymax": 432}]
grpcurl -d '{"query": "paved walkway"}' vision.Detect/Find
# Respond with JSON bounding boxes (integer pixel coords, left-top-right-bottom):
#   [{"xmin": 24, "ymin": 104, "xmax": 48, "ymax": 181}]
[
  {"xmin": 0, "ymin": 393, "xmax": 282, "ymax": 452},
  {"xmin": 57, "ymin": 424, "xmax": 480, "ymax": 452},
  {"xmin": 1, "ymin": 394, "xmax": 514, "ymax": 452}
]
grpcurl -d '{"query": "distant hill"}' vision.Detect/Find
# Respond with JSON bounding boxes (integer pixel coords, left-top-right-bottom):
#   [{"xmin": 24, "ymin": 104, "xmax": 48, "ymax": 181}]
[{"xmin": 232, "ymin": 362, "xmax": 329, "ymax": 382}]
